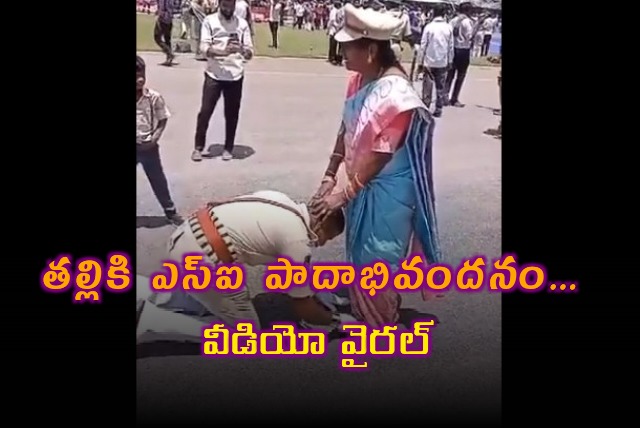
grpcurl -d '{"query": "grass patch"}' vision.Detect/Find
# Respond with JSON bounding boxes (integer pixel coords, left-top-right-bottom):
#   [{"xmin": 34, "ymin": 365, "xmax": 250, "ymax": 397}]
[{"xmin": 136, "ymin": 13, "xmax": 497, "ymax": 66}]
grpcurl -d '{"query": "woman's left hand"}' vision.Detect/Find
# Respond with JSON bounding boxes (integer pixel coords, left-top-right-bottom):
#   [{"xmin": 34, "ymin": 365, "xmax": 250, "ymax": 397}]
[{"xmin": 310, "ymin": 192, "xmax": 347, "ymax": 225}]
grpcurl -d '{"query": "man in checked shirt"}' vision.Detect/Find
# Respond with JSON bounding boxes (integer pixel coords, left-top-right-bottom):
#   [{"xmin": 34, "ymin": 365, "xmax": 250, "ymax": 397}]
[{"xmin": 155, "ymin": 0, "xmax": 177, "ymax": 66}]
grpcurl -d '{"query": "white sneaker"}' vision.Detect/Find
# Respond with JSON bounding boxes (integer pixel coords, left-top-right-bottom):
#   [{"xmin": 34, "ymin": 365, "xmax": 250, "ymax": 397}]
[{"xmin": 221, "ymin": 150, "xmax": 233, "ymax": 161}]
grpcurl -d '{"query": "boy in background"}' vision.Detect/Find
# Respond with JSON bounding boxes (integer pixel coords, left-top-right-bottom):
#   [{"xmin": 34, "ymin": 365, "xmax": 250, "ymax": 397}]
[{"xmin": 136, "ymin": 56, "xmax": 183, "ymax": 226}]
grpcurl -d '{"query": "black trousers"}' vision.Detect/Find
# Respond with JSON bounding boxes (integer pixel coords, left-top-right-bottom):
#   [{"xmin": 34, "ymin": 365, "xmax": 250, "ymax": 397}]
[
  {"xmin": 268, "ymin": 21, "xmax": 279, "ymax": 48},
  {"xmin": 446, "ymin": 48, "xmax": 471, "ymax": 103},
  {"xmin": 295, "ymin": 16, "xmax": 304, "ymax": 29},
  {"xmin": 154, "ymin": 19, "xmax": 173, "ymax": 56},
  {"xmin": 481, "ymin": 34, "xmax": 492, "ymax": 56},
  {"xmin": 422, "ymin": 67, "xmax": 448, "ymax": 113},
  {"xmin": 136, "ymin": 144, "xmax": 176, "ymax": 214},
  {"xmin": 328, "ymin": 36, "xmax": 342, "ymax": 63},
  {"xmin": 194, "ymin": 74, "xmax": 244, "ymax": 152}
]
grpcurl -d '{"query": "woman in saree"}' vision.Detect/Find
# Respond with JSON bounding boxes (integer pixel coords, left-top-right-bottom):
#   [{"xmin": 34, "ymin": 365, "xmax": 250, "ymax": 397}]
[{"xmin": 310, "ymin": 4, "xmax": 441, "ymax": 327}]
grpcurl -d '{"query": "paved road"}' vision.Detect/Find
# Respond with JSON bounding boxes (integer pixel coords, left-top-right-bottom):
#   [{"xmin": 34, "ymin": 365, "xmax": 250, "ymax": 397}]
[{"xmin": 136, "ymin": 53, "xmax": 502, "ymax": 423}]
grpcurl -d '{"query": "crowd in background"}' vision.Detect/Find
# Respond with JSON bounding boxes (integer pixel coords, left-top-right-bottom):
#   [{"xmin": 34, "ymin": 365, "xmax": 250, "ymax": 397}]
[{"xmin": 137, "ymin": 0, "xmax": 501, "ymax": 54}]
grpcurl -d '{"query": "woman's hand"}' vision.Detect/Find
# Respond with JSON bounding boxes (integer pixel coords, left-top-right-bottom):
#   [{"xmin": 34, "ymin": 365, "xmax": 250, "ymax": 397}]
[
  {"xmin": 311, "ymin": 177, "xmax": 336, "ymax": 202},
  {"xmin": 310, "ymin": 192, "xmax": 348, "ymax": 226}
]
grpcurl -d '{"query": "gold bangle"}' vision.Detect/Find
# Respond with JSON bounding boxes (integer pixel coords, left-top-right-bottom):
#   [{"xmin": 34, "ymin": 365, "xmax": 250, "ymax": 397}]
[
  {"xmin": 324, "ymin": 170, "xmax": 336, "ymax": 178},
  {"xmin": 331, "ymin": 152, "xmax": 344, "ymax": 160},
  {"xmin": 322, "ymin": 175, "xmax": 336, "ymax": 184}
]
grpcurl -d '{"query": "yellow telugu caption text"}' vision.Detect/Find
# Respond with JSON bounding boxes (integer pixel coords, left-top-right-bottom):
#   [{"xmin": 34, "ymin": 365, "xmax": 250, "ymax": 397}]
[
  {"xmin": 151, "ymin": 254, "xmax": 549, "ymax": 294},
  {"xmin": 202, "ymin": 320, "xmax": 435, "ymax": 370},
  {"xmin": 40, "ymin": 253, "xmax": 132, "ymax": 303}
]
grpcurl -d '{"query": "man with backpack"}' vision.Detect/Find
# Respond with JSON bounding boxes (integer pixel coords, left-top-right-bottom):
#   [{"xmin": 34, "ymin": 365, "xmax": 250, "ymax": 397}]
[{"xmin": 445, "ymin": 1, "xmax": 474, "ymax": 107}]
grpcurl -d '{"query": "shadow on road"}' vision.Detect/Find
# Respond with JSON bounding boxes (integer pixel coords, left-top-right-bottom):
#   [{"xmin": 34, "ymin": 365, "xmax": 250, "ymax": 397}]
[
  {"xmin": 474, "ymin": 104, "xmax": 499, "ymax": 113},
  {"xmin": 205, "ymin": 144, "xmax": 255, "ymax": 160},
  {"xmin": 483, "ymin": 128, "xmax": 501, "ymax": 139},
  {"xmin": 137, "ymin": 216, "xmax": 170, "ymax": 229}
]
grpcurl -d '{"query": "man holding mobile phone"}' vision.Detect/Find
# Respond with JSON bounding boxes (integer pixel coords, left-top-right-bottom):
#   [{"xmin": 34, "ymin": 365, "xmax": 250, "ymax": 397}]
[{"xmin": 192, "ymin": 0, "xmax": 254, "ymax": 162}]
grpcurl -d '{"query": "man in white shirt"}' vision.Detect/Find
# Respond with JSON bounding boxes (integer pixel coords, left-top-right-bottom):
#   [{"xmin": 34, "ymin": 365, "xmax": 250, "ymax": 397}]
[
  {"xmin": 192, "ymin": 0, "xmax": 253, "ymax": 163},
  {"xmin": 472, "ymin": 14, "xmax": 485, "ymax": 57},
  {"xmin": 418, "ymin": 4, "xmax": 453, "ymax": 118},
  {"xmin": 327, "ymin": 1, "xmax": 344, "ymax": 65},
  {"xmin": 234, "ymin": 0, "xmax": 254, "ymax": 35},
  {"xmin": 190, "ymin": 0, "xmax": 208, "ymax": 60},
  {"xmin": 268, "ymin": 0, "xmax": 282, "ymax": 48},
  {"xmin": 386, "ymin": 1, "xmax": 412, "ymax": 63},
  {"xmin": 445, "ymin": 1, "xmax": 474, "ymax": 108},
  {"xmin": 294, "ymin": 1, "xmax": 305, "ymax": 29},
  {"xmin": 480, "ymin": 13, "xmax": 498, "ymax": 57},
  {"xmin": 137, "ymin": 190, "xmax": 354, "ymax": 349}
]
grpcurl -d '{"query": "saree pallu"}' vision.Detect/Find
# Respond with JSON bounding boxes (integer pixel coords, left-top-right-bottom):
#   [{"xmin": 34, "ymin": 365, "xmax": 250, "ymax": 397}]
[{"xmin": 342, "ymin": 74, "xmax": 441, "ymax": 326}]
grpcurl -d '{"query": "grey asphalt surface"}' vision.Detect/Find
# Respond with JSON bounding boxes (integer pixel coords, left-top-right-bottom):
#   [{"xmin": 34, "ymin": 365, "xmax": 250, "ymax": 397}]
[{"xmin": 136, "ymin": 53, "xmax": 502, "ymax": 422}]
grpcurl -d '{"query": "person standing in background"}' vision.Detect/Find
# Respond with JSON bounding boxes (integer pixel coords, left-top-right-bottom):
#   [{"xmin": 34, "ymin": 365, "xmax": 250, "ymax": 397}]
[
  {"xmin": 471, "ymin": 13, "xmax": 485, "ymax": 57},
  {"xmin": 304, "ymin": 2, "xmax": 314, "ymax": 31},
  {"xmin": 418, "ymin": 5, "xmax": 453, "ymax": 117},
  {"xmin": 154, "ymin": 0, "xmax": 176, "ymax": 66},
  {"xmin": 280, "ymin": 0, "xmax": 286, "ymax": 26},
  {"xmin": 314, "ymin": 2, "xmax": 322, "ymax": 30},
  {"xmin": 235, "ymin": 0, "xmax": 254, "ymax": 35},
  {"xmin": 386, "ymin": 1, "xmax": 412, "ymax": 63},
  {"xmin": 268, "ymin": 0, "xmax": 282, "ymax": 48},
  {"xmin": 180, "ymin": 0, "xmax": 193, "ymax": 39},
  {"xmin": 203, "ymin": 0, "xmax": 216, "ymax": 13},
  {"xmin": 327, "ymin": 1, "xmax": 344, "ymax": 65},
  {"xmin": 191, "ymin": 0, "xmax": 208, "ymax": 60},
  {"xmin": 294, "ymin": 1, "xmax": 305, "ymax": 29},
  {"xmin": 322, "ymin": 1, "xmax": 330, "ymax": 28},
  {"xmin": 192, "ymin": 0, "xmax": 254, "ymax": 162},
  {"xmin": 480, "ymin": 12, "xmax": 498, "ymax": 56},
  {"xmin": 445, "ymin": 1, "xmax": 473, "ymax": 107},
  {"xmin": 408, "ymin": 4, "xmax": 424, "ymax": 80},
  {"xmin": 136, "ymin": 56, "xmax": 183, "ymax": 226}
]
